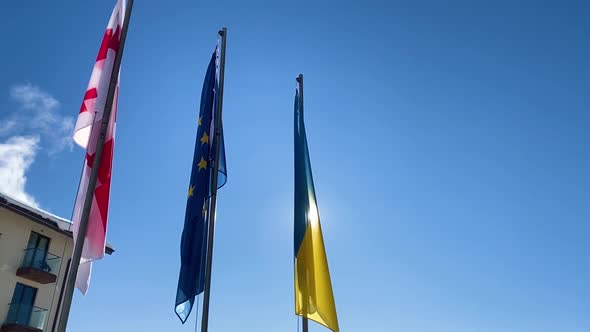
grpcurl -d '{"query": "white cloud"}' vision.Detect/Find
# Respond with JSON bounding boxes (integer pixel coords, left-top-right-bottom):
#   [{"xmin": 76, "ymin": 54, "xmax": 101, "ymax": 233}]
[
  {"xmin": 5, "ymin": 83, "xmax": 74, "ymax": 153},
  {"xmin": 10, "ymin": 84, "xmax": 60, "ymax": 114},
  {"xmin": 0, "ymin": 136, "xmax": 40, "ymax": 207},
  {"xmin": 0, "ymin": 83, "xmax": 75, "ymax": 207}
]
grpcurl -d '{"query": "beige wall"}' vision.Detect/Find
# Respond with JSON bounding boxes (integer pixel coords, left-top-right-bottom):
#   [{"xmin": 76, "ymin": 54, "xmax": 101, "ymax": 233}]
[{"xmin": 0, "ymin": 207, "xmax": 73, "ymax": 331}]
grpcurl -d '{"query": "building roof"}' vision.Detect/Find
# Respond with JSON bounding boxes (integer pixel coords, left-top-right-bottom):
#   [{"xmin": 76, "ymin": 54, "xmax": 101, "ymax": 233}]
[{"xmin": 0, "ymin": 192, "xmax": 114, "ymax": 254}]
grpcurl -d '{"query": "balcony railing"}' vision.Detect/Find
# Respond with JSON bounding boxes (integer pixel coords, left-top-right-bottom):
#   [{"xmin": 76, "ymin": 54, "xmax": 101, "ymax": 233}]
[
  {"xmin": 1, "ymin": 303, "xmax": 47, "ymax": 332},
  {"xmin": 16, "ymin": 249, "xmax": 61, "ymax": 284}
]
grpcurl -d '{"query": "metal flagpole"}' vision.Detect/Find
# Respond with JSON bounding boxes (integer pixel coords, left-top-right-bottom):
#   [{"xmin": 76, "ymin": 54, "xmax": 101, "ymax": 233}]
[
  {"xmin": 200, "ymin": 27, "xmax": 228, "ymax": 332},
  {"xmin": 56, "ymin": 0, "xmax": 134, "ymax": 331},
  {"xmin": 302, "ymin": 318, "xmax": 309, "ymax": 332},
  {"xmin": 295, "ymin": 73, "xmax": 309, "ymax": 332},
  {"xmin": 297, "ymin": 74, "xmax": 304, "ymax": 117}
]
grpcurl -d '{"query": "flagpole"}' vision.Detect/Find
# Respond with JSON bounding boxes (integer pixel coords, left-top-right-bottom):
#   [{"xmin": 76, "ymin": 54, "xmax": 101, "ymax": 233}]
[
  {"xmin": 200, "ymin": 26, "xmax": 228, "ymax": 332},
  {"xmin": 56, "ymin": 1, "xmax": 134, "ymax": 331},
  {"xmin": 295, "ymin": 73, "xmax": 309, "ymax": 332},
  {"xmin": 297, "ymin": 73, "xmax": 304, "ymax": 118},
  {"xmin": 302, "ymin": 318, "xmax": 309, "ymax": 332}
]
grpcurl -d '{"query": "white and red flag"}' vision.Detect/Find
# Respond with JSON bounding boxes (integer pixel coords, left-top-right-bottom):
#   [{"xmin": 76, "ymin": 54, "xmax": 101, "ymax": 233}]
[{"xmin": 71, "ymin": 0, "xmax": 124, "ymax": 294}]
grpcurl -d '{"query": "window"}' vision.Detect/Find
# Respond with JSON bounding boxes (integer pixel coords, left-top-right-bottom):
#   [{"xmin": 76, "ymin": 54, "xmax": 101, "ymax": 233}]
[
  {"xmin": 22, "ymin": 232, "xmax": 51, "ymax": 271},
  {"xmin": 26, "ymin": 232, "xmax": 50, "ymax": 251},
  {"xmin": 6, "ymin": 283, "xmax": 38, "ymax": 324}
]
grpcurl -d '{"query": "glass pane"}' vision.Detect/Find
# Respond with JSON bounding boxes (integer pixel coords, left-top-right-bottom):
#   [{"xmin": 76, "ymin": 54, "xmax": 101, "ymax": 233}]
[
  {"xmin": 10, "ymin": 283, "xmax": 24, "ymax": 303},
  {"xmin": 5, "ymin": 303, "xmax": 19, "ymax": 324},
  {"xmin": 21, "ymin": 284, "xmax": 36, "ymax": 305},
  {"xmin": 22, "ymin": 248, "xmax": 35, "ymax": 267},
  {"xmin": 30, "ymin": 249, "xmax": 47, "ymax": 270},
  {"xmin": 37, "ymin": 236, "xmax": 49, "ymax": 251},
  {"xmin": 28, "ymin": 306, "xmax": 48, "ymax": 329},
  {"xmin": 15, "ymin": 304, "xmax": 33, "ymax": 325},
  {"xmin": 20, "ymin": 248, "xmax": 61, "ymax": 272},
  {"xmin": 7, "ymin": 283, "xmax": 37, "ymax": 326},
  {"xmin": 26, "ymin": 233, "xmax": 39, "ymax": 249},
  {"xmin": 5, "ymin": 304, "xmax": 48, "ymax": 329}
]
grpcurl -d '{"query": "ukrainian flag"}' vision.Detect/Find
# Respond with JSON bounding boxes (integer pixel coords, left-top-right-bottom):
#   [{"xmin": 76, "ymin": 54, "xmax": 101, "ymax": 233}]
[{"xmin": 294, "ymin": 78, "xmax": 339, "ymax": 332}]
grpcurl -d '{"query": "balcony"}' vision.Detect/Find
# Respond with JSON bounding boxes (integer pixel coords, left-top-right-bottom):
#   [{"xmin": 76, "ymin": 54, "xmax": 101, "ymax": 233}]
[
  {"xmin": 1, "ymin": 303, "xmax": 47, "ymax": 332},
  {"xmin": 16, "ymin": 249, "xmax": 61, "ymax": 284}
]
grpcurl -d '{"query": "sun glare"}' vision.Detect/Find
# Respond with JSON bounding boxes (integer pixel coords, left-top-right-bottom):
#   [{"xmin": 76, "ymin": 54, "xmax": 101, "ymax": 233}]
[{"xmin": 307, "ymin": 198, "xmax": 319, "ymax": 229}]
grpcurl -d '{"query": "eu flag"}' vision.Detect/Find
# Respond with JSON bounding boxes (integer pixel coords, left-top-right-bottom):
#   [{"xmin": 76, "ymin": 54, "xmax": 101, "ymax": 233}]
[{"xmin": 175, "ymin": 48, "xmax": 227, "ymax": 323}]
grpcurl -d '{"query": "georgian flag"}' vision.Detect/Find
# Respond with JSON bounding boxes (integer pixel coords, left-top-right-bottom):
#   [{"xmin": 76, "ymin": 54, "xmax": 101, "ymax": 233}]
[{"xmin": 71, "ymin": 0, "xmax": 124, "ymax": 294}]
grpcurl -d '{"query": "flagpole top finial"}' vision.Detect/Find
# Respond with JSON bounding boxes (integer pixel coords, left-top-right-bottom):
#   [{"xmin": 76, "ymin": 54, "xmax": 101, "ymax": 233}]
[
  {"xmin": 296, "ymin": 74, "xmax": 303, "ymax": 83},
  {"xmin": 218, "ymin": 27, "xmax": 227, "ymax": 36}
]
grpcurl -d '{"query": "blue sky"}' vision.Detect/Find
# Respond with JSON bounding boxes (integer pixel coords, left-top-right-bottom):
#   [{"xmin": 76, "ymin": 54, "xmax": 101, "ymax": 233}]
[{"xmin": 1, "ymin": 0, "xmax": 589, "ymax": 331}]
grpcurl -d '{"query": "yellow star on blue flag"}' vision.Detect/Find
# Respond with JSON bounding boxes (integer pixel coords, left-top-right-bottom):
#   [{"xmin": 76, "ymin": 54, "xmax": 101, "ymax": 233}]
[{"xmin": 175, "ymin": 48, "xmax": 228, "ymax": 324}]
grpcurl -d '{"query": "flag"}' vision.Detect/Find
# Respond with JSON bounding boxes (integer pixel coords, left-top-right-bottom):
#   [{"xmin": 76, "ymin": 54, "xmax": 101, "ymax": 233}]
[
  {"xmin": 71, "ymin": 0, "xmax": 125, "ymax": 294},
  {"xmin": 294, "ymin": 84, "xmax": 339, "ymax": 331},
  {"xmin": 175, "ymin": 47, "xmax": 227, "ymax": 323}
]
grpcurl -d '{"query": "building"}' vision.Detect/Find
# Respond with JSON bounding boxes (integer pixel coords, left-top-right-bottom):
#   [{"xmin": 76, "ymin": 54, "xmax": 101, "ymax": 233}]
[{"xmin": 0, "ymin": 193, "xmax": 114, "ymax": 332}]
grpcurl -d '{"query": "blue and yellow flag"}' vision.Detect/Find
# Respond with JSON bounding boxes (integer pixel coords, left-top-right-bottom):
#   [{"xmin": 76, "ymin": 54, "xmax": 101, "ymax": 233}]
[
  {"xmin": 175, "ymin": 48, "xmax": 227, "ymax": 323},
  {"xmin": 294, "ymin": 83, "xmax": 339, "ymax": 331}
]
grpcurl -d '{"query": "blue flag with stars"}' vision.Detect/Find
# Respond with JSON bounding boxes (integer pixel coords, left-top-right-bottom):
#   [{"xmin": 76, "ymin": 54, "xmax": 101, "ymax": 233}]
[{"xmin": 175, "ymin": 48, "xmax": 227, "ymax": 324}]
